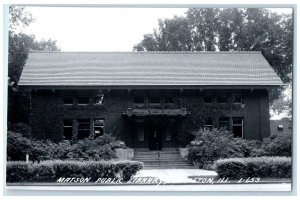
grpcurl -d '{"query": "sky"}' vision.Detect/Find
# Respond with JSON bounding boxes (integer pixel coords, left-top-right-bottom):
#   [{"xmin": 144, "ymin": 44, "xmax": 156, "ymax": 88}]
[
  {"xmin": 20, "ymin": 7, "xmax": 293, "ymax": 52},
  {"xmin": 22, "ymin": 7, "xmax": 187, "ymax": 51}
]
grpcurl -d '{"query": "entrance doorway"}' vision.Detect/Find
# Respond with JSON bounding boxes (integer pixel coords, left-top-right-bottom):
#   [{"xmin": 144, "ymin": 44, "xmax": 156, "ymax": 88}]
[
  {"xmin": 148, "ymin": 125, "xmax": 162, "ymax": 150},
  {"xmin": 132, "ymin": 117, "xmax": 178, "ymax": 150}
]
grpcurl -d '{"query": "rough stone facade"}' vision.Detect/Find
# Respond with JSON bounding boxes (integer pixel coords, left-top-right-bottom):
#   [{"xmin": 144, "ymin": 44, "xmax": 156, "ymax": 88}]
[{"xmin": 29, "ymin": 88, "xmax": 271, "ymax": 148}]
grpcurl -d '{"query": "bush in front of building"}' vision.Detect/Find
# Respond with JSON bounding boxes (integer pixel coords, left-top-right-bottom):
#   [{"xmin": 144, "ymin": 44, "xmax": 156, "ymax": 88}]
[
  {"xmin": 256, "ymin": 132, "xmax": 292, "ymax": 157},
  {"xmin": 187, "ymin": 128, "xmax": 261, "ymax": 169},
  {"xmin": 215, "ymin": 157, "xmax": 291, "ymax": 179},
  {"xmin": 9, "ymin": 122, "xmax": 31, "ymax": 137},
  {"xmin": 7, "ymin": 131, "xmax": 127, "ymax": 162},
  {"xmin": 6, "ymin": 160, "xmax": 143, "ymax": 183},
  {"xmin": 187, "ymin": 128, "xmax": 292, "ymax": 169}
]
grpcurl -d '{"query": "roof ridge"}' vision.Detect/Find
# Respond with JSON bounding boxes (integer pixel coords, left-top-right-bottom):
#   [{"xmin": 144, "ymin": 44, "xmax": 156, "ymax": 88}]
[{"xmin": 29, "ymin": 51, "xmax": 262, "ymax": 54}]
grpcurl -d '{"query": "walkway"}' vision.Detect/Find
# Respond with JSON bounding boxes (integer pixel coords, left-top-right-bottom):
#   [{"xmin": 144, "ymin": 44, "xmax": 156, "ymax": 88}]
[{"xmin": 133, "ymin": 169, "xmax": 218, "ymax": 184}]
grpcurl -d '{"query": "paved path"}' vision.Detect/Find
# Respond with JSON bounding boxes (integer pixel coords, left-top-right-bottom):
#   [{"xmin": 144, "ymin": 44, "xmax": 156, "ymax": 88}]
[{"xmin": 133, "ymin": 169, "xmax": 218, "ymax": 184}]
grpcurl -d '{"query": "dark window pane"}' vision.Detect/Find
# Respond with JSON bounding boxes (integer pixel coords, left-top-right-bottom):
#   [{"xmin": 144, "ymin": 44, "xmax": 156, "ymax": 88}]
[
  {"xmin": 78, "ymin": 97, "xmax": 90, "ymax": 105},
  {"xmin": 94, "ymin": 127, "xmax": 104, "ymax": 138},
  {"xmin": 233, "ymin": 117, "xmax": 243, "ymax": 125},
  {"xmin": 94, "ymin": 119, "xmax": 104, "ymax": 138},
  {"xmin": 234, "ymin": 96, "xmax": 243, "ymax": 103},
  {"xmin": 232, "ymin": 126, "xmax": 243, "ymax": 138},
  {"xmin": 134, "ymin": 96, "xmax": 144, "ymax": 104},
  {"xmin": 78, "ymin": 119, "xmax": 90, "ymax": 139},
  {"xmin": 205, "ymin": 118, "xmax": 213, "ymax": 128},
  {"xmin": 63, "ymin": 97, "xmax": 73, "ymax": 105},
  {"xmin": 165, "ymin": 97, "xmax": 175, "ymax": 104},
  {"xmin": 63, "ymin": 120, "xmax": 73, "ymax": 140},
  {"xmin": 149, "ymin": 96, "xmax": 160, "ymax": 104},
  {"xmin": 232, "ymin": 117, "xmax": 243, "ymax": 138},
  {"xmin": 217, "ymin": 96, "xmax": 226, "ymax": 103},
  {"xmin": 219, "ymin": 117, "xmax": 230, "ymax": 130},
  {"xmin": 204, "ymin": 96, "xmax": 213, "ymax": 103}
]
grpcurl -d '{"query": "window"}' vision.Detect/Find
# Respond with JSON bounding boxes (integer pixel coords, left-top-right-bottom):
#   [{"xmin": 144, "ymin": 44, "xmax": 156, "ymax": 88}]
[
  {"xmin": 205, "ymin": 118, "xmax": 213, "ymax": 129},
  {"xmin": 94, "ymin": 94, "xmax": 104, "ymax": 105},
  {"xmin": 278, "ymin": 125, "xmax": 284, "ymax": 131},
  {"xmin": 63, "ymin": 120, "xmax": 73, "ymax": 140},
  {"xmin": 217, "ymin": 96, "xmax": 226, "ymax": 103},
  {"xmin": 204, "ymin": 96, "xmax": 213, "ymax": 103},
  {"xmin": 63, "ymin": 97, "xmax": 73, "ymax": 105},
  {"xmin": 134, "ymin": 96, "xmax": 144, "ymax": 104},
  {"xmin": 149, "ymin": 96, "xmax": 160, "ymax": 104},
  {"xmin": 232, "ymin": 117, "xmax": 243, "ymax": 138},
  {"xmin": 219, "ymin": 117, "xmax": 230, "ymax": 130},
  {"xmin": 77, "ymin": 119, "xmax": 90, "ymax": 139},
  {"xmin": 77, "ymin": 97, "xmax": 90, "ymax": 105},
  {"xmin": 137, "ymin": 127, "xmax": 145, "ymax": 142},
  {"xmin": 233, "ymin": 96, "xmax": 243, "ymax": 104},
  {"xmin": 94, "ymin": 119, "xmax": 104, "ymax": 138},
  {"xmin": 165, "ymin": 97, "xmax": 175, "ymax": 104}
]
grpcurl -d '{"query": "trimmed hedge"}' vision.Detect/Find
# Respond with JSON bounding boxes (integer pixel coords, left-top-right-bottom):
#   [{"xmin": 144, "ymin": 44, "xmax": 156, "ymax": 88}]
[
  {"xmin": 215, "ymin": 157, "xmax": 291, "ymax": 179},
  {"xmin": 7, "ymin": 160, "xmax": 143, "ymax": 183}
]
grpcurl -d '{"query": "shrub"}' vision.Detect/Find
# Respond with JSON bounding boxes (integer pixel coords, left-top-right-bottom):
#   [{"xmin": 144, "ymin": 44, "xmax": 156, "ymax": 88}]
[
  {"xmin": 9, "ymin": 123, "xmax": 31, "ymax": 137},
  {"xmin": 258, "ymin": 132, "xmax": 292, "ymax": 157},
  {"xmin": 215, "ymin": 157, "xmax": 291, "ymax": 179},
  {"xmin": 6, "ymin": 160, "xmax": 143, "ymax": 183},
  {"xmin": 187, "ymin": 128, "xmax": 260, "ymax": 168},
  {"xmin": 7, "ymin": 132, "xmax": 127, "ymax": 162}
]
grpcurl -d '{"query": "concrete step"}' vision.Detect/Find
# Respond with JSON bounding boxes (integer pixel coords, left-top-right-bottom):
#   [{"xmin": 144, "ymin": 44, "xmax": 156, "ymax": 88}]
[
  {"xmin": 134, "ymin": 153, "xmax": 180, "ymax": 156},
  {"xmin": 143, "ymin": 166, "xmax": 195, "ymax": 169},
  {"xmin": 137, "ymin": 160, "xmax": 188, "ymax": 163},
  {"xmin": 134, "ymin": 156, "xmax": 183, "ymax": 159},
  {"xmin": 134, "ymin": 148, "xmax": 194, "ymax": 169}
]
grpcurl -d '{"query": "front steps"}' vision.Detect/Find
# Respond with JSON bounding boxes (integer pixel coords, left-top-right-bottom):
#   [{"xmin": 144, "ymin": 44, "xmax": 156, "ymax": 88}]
[{"xmin": 133, "ymin": 148, "xmax": 194, "ymax": 169}]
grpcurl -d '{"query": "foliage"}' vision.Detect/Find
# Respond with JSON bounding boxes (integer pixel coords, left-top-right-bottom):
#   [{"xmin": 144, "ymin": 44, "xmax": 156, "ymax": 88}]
[
  {"xmin": 6, "ymin": 160, "xmax": 143, "ymax": 182},
  {"xmin": 9, "ymin": 33, "xmax": 60, "ymax": 85},
  {"xmin": 7, "ymin": 131, "xmax": 127, "ymax": 162},
  {"xmin": 271, "ymin": 82, "xmax": 292, "ymax": 119},
  {"xmin": 9, "ymin": 6, "xmax": 34, "ymax": 31},
  {"xmin": 134, "ymin": 16, "xmax": 193, "ymax": 51},
  {"xmin": 8, "ymin": 6, "xmax": 60, "ymax": 124},
  {"xmin": 186, "ymin": 128, "xmax": 292, "ymax": 169},
  {"xmin": 134, "ymin": 8, "xmax": 293, "ymax": 84},
  {"xmin": 258, "ymin": 132, "xmax": 292, "ymax": 157},
  {"xmin": 187, "ymin": 128, "xmax": 261, "ymax": 168},
  {"xmin": 9, "ymin": 122, "xmax": 31, "ymax": 137},
  {"xmin": 215, "ymin": 157, "xmax": 292, "ymax": 179}
]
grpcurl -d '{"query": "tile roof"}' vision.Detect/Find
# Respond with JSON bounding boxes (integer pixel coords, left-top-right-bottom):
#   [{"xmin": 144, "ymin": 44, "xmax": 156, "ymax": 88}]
[{"xmin": 18, "ymin": 51, "xmax": 283, "ymax": 87}]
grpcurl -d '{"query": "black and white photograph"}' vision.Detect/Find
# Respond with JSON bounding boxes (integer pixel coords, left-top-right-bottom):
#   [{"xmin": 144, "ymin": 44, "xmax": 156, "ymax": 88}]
[{"xmin": 3, "ymin": 2, "xmax": 295, "ymax": 194}]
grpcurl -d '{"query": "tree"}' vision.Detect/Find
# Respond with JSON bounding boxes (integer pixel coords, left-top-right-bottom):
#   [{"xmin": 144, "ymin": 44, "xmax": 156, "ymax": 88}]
[
  {"xmin": 134, "ymin": 8, "xmax": 293, "ymax": 84},
  {"xmin": 271, "ymin": 80, "xmax": 292, "ymax": 119},
  {"xmin": 187, "ymin": 8, "xmax": 219, "ymax": 51},
  {"xmin": 8, "ymin": 6, "xmax": 60, "ymax": 124},
  {"xmin": 8, "ymin": 6, "xmax": 61, "ymax": 86},
  {"xmin": 134, "ymin": 16, "xmax": 193, "ymax": 51}
]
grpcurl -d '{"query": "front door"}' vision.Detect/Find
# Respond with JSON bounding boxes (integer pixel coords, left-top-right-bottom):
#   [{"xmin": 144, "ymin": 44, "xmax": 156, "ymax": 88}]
[{"xmin": 148, "ymin": 124, "xmax": 162, "ymax": 150}]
